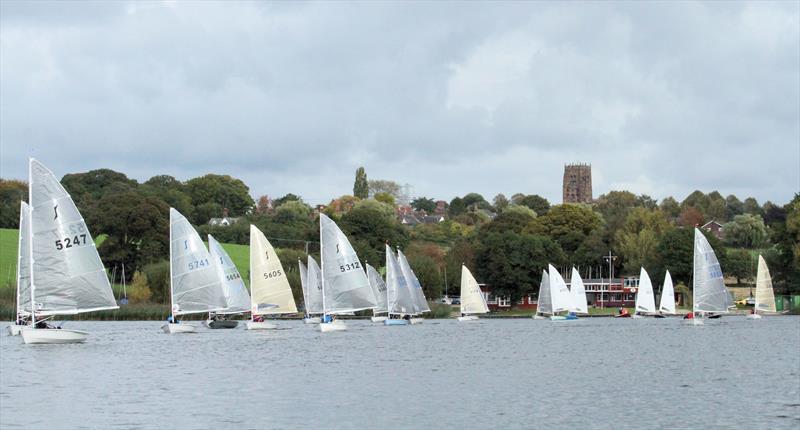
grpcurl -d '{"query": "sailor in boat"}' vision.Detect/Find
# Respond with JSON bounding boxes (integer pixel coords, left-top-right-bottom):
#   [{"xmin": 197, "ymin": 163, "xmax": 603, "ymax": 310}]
[
  {"xmin": 167, "ymin": 315, "xmax": 179, "ymax": 324},
  {"xmin": 616, "ymin": 307, "xmax": 630, "ymax": 317},
  {"xmin": 683, "ymin": 312, "xmax": 694, "ymax": 320},
  {"xmin": 253, "ymin": 314, "xmax": 264, "ymax": 323},
  {"xmin": 34, "ymin": 318, "xmax": 58, "ymax": 329}
]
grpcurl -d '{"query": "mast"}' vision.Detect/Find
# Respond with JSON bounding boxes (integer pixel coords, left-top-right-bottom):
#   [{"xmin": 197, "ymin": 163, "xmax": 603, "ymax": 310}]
[
  {"xmin": 319, "ymin": 216, "xmax": 326, "ymax": 318},
  {"xmin": 14, "ymin": 203, "xmax": 23, "ymax": 323},
  {"xmin": 27, "ymin": 159, "xmax": 36, "ymax": 327},
  {"xmin": 168, "ymin": 210, "xmax": 174, "ymax": 322}
]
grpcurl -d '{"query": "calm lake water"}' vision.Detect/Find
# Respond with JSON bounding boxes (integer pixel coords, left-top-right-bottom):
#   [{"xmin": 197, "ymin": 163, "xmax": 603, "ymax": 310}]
[{"xmin": 1, "ymin": 317, "xmax": 799, "ymax": 429}]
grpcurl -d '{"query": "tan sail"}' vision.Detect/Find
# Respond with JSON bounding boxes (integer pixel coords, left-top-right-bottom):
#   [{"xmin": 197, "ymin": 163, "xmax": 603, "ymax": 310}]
[{"xmin": 249, "ymin": 225, "xmax": 297, "ymax": 315}]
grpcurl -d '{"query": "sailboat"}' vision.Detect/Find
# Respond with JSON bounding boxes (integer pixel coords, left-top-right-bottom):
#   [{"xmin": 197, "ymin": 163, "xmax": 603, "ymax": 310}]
[
  {"xmin": 366, "ymin": 263, "xmax": 389, "ymax": 322},
  {"xmin": 319, "ymin": 214, "xmax": 377, "ymax": 332},
  {"xmin": 533, "ymin": 270, "xmax": 550, "ymax": 320},
  {"xmin": 656, "ymin": 270, "xmax": 676, "ymax": 317},
  {"xmin": 397, "ymin": 249, "xmax": 430, "ymax": 324},
  {"xmin": 457, "ymin": 264, "xmax": 489, "ymax": 321},
  {"xmin": 162, "ymin": 208, "xmax": 227, "ymax": 334},
  {"xmin": 633, "ymin": 267, "xmax": 657, "ymax": 318},
  {"xmin": 384, "ymin": 244, "xmax": 413, "ymax": 326},
  {"xmin": 748, "ymin": 255, "xmax": 776, "ymax": 320},
  {"xmin": 689, "ymin": 228, "xmax": 734, "ymax": 325},
  {"xmin": 246, "ymin": 225, "xmax": 298, "ymax": 329},
  {"xmin": 302, "ymin": 256, "xmax": 324, "ymax": 323},
  {"xmin": 8, "ymin": 202, "xmax": 32, "ymax": 336},
  {"xmin": 534, "ymin": 265, "xmax": 575, "ymax": 320},
  {"xmin": 204, "ymin": 235, "xmax": 250, "ymax": 329},
  {"xmin": 569, "ymin": 267, "xmax": 588, "ymax": 316},
  {"xmin": 20, "ymin": 159, "xmax": 119, "ymax": 344}
]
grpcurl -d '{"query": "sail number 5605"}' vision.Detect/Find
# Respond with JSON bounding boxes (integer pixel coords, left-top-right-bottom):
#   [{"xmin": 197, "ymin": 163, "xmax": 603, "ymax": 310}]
[{"xmin": 264, "ymin": 270, "xmax": 282, "ymax": 279}]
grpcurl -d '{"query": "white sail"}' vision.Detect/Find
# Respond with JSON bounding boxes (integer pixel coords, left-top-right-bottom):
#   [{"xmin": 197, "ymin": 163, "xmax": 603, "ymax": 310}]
[
  {"xmin": 634, "ymin": 267, "xmax": 657, "ymax": 314},
  {"xmin": 754, "ymin": 255, "xmax": 776, "ymax": 314},
  {"xmin": 298, "ymin": 259, "xmax": 309, "ymax": 312},
  {"xmin": 569, "ymin": 267, "xmax": 588, "ymax": 314},
  {"xmin": 397, "ymin": 249, "xmax": 430, "ymax": 313},
  {"xmin": 169, "ymin": 208, "xmax": 226, "ymax": 316},
  {"xmin": 208, "ymin": 235, "xmax": 250, "ymax": 314},
  {"xmin": 366, "ymin": 263, "xmax": 389, "ymax": 314},
  {"xmin": 385, "ymin": 244, "xmax": 415, "ymax": 315},
  {"xmin": 548, "ymin": 264, "xmax": 573, "ymax": 313},
  {"xmin": 249, "ymin": 225, "xmax": 297, "ymax": 315},
  {"xmin": 536, "ymin": 270, "xmax": 551, "ymax": 315},
  {"xmin": 460, "ymin": 265, "xmax": 489, "ymax": 315},
  {"xmin": 693, "ymin": 228, "xmax": 733, "ymax": 313},
  {"xmin": 16, "ymin": 201, "xmax": 32, "ymax": 316},
  {"xmin": 28, "ymin": 159, "xmax": 118, "ymax": 316},
  {"xmin": 319, "ymin": 214, "xmax": 376, "ymax": 314},
  {"xmin": 305, "ymin": 256, "xmax": 324, "ymax": 314},
  {"xmin": 659, "ymin": 270, "xmax": 676, "ymax": 314}
]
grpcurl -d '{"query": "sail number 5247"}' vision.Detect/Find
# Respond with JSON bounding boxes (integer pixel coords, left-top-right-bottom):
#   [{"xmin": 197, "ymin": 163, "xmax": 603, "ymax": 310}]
[{"xmin": 55, "ymin": 234, "xmax": 88, "ymax": 250}]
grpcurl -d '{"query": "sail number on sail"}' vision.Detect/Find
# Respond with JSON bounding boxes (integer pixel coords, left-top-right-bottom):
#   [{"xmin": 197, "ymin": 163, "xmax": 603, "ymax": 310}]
[
  {"xmin": 264, "ymin": 269, "xmax": 283, "ymax": 279},
  {"xmin": 188, "ymin": 259, "xmax": 210, "ymax": 270},
  {"xmin": 55, "ymin": 234, "xmax": 89, "ymax": 250},
  {"xmin": 339, "ymin": 261, "xmax": 361, "ymax": 273}
]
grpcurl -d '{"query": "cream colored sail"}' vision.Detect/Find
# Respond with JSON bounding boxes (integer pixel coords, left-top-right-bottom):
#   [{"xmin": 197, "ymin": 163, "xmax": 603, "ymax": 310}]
[
  {"xmin": 249, "ymin": 224, "xmax": 297, "ymax": 315},
  {"xmin": 754, "ymin": 255, "xmax": 776, "ymax": 314},
  {"xmin": 460, "ymin": 265, "xmax": 488, "ymax": 315}
]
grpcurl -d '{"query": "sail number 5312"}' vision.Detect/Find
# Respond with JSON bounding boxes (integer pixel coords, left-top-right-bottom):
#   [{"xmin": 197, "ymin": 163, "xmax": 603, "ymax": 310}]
[{"xmin": 339, "ymin": 261, "xmax": 361, "ymax": 272}]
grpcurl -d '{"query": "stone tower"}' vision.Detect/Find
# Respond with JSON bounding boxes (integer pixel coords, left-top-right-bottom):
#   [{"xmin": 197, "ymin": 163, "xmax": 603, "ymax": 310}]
[{"xmin": 562, "ymin": 163, "xmax": 592, "ymax": 204}]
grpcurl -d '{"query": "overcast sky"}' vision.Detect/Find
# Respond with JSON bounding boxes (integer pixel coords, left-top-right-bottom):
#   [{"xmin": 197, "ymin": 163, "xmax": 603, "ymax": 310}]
[{"xmin": 1, "ymin": 1, "xmax": 798, "ymax": 206}]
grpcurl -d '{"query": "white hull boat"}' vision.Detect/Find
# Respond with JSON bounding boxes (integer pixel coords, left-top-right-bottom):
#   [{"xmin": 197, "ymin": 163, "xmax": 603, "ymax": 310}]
[
  {"xmin": 319, "ymin": 320, "xmax": 347, "ymax": 332},
  {"xmin": 458, "ymin": 315, "xmax": 479, "ymax": 321},
  {"xmin": 746, "ymin": 313, "xmax": 762, "ymax": 320},
  {"xmin": 162, "ymin": 323, "xmax": 197, "ymax": 334},
  {"xmin": 246, "ymin": 321, "xmax": 279, "ymax": 330},
  {"xmin": 632, "ymin": 314, "xmax": 644, "ymax": 319},
  {"xmin": 533, "ymin": 314, "xmax": 546, "ymax": 320},
  {"xmin": 21, "ymin": 328, "xmax": 88, "ymax": 344},
  {"xmin": 7, "ymin": 325, "xmax": 26, "ymax": 336},
  {"xmin": 409, "ymin": 317, "xmax": 424, "ymax": 325},
  {"xmin": 370, "ymin": 316, "xmax": 387, "ymax": 323},
  {"xmin": 304, "ymin": 316, "xmax": 321, "ymax": 324}
]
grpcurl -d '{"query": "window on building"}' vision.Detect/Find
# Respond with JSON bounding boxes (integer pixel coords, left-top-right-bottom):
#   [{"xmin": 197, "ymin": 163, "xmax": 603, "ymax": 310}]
[{"xmin": 498, "ymin": 296, "xmax": 510, "ymax": 307}]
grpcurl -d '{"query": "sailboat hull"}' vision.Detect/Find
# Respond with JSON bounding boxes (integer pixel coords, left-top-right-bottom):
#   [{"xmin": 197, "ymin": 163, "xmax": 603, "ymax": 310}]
[
  {"xmin": 7, "ymin": 324, "xmax": 26, "ymax": 336},
  {"xmin": 458, "ymin": 315, "xmax": 479, "ymax": 321},
  {"xmin": 319, "ymin": 321, "xmax": 347, "ymax": 332},
  {"xmin": 21, "ymin": 328, "xmax": 88, "ymax": 344},
  {"xmin": 409, "ymin": 318, "xmax": 424, "ymax": 325},
  {"xmin": 746, "ymin": 313, "xmax": 762, "ymax": 320},
  {"xmin": 654, "ymin": 314, "xmax": 667, "ymax": 319},
  {"xmin": 304, "ymin": 317, "xmax": 321, "ymax": 324},
  {"xmin": 246, "ymin": 321, "xmax": 278, "ymax": 330},
  {"xmin": 204, "ymin": 320, "xmax": 239, "ymax": 329},
  {"xmin": 533, "ymin": 314, "xmax": 546, "ymax": 320},
  {"xmin": 370, "ymin": 316, "xmax": 388, "ymax": 323},
  {"xmin": 384, "ymin": 319, "xmax": 409, "ymax": 326},
  {"xmin": 162, "ymin": 323, "xmax": 196, "ymax": 334}
]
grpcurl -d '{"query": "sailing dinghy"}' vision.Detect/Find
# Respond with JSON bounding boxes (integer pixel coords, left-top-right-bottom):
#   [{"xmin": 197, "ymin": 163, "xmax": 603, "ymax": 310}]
[
  {"xmin": 533, "ymin": 270, "xmax": 550, "ymax": 319},
  {"xmin": 689, "ymin": 228, "xmax": 734, "ymax": 325},
  {"xmin": 366, "ymin": 263, "xmax": 389, "ymax": 322},
  {"xmin": 384, "ymin": 244, "xmax": 413, "ymax": 326},
  {"xmin": 302, "ymin": 256, "xmax": 324, "ymax": 323},
  {"xmin": 458, "ymin": 264, "xmax": 489, "ymax": 321},
  {"xmin": 569, "ymin": 267, "xmax": 588, "ymax": 316},
  {"xmin": 8, "ymin": 202, "xmax": 31, "ymax": 336},
  {"xmin": 633, "ymin": 267, "xmax": 657, "ymax": 318},
  {"xmin": 319, "ymin": 214, "xmax": 377, "ymax": 332},
  {"xmin": 656, "ymin": 270, "xmax": 676, "ymax": 318},
  {"xmin": 397, "ymin": 249, "xmax": 429, "ymax": 324},
  {"xmin": 163, "ymin": 208, "xmax": 227, "ymax": 334},
  {"xmin": 204, "ymin": 235, "xmax": 250, "ymax": 329},
  {"xmin": 748, "ymin": 255, "xmax": 776, "ymax": 320},
  {"xmin": 247, "ymin": 225, "xmax": 298, "ymax": 329},
  {"xmin": 20, "ymin": 159, "xmax": 119, "ymax": 344}
]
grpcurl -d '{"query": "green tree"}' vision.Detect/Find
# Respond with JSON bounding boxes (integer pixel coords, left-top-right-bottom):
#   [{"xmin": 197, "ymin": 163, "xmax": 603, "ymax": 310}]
[
  {"xmin": 517, "ymin": 194, "xmax": 550, "ymax": 215},
  {"xmin": 594, "ymin": 191, "xmax": 638, "ymax": 244},
  {"xmin": 482, "ymin": 210, "xmax": 535, "ymax": 235},
  {"xmin": 503, "ymin": 204, "xmax": 537, "ymax": 218},
  {"xmin": 766, "ymin": 195, "xmax": 800, "ymax": 291},
  {"xmin": 142, "ymin": 261, "xmax": 170, "ymax": 304},
  {"xmin": 61, "ymin": 168, "xmax": 139, "ymax": 210},
  {"xmin": 89, "ymin": 192, "xmax": 170, "ymax": 276},
  {"xmin": 368, "ymin": 179, "xmax": 402, "ymax": 199},
  {"xmin": 679, "ymin": 206, "xmax": 704, "ymax": 227},
  {"xmin": 492, "ymin": 194, "xmax": 509, "ymax": 212},
  {"xmin": 375, "ymin": 192, "xmax": 396, "ymax": 206},
  {"xmin": 659, "ymin": 196, "xmax": 681, "ymax": 220},
  {"xmin": 273, "ymin": 193, "xmax": 301, "ymax": 207},
  {"xmin": 655, "ymin": 228, "xmax": 694, "ymax": 285},
  {"xmin": 448, "ymin": 197, "xmax": 466, "ymax": 217},
  {"xmin": 406, "ymin": 252, "xmax": 443, "ymax": 299},
  {"xmin": 743, "ymin": 197, "xmax": 763, "ymax": 217},
  {"xmin": 0, "ymin": 179, "xmax": 27, "ymax": 228},
  {"xmin": 443, "ymin": 238, "xmax": 477, "ymax": 293},
  {"xmin": 681, "ymin": 190, "xmax": 711, "ymax": 215},
  {"xmin": 184, "ymin": 174, "xmax": 254, "ymax": 220},
  {"xmin": 725, "ymin": 248, "xmax": 754, "ymax": 284},
  {"xmin": 724, "ymin": 214, "xmax": 769, "ymax": 248},
  {"xmin": 462, "ymin": 193, "xmax": 491, "ymax": 211},
  {"xmin": 275, "ymin": 200, "xmax": 312, "ymax": 223},
  {"xmin": 194, "ymin": 202, "xmax": 224, "ymax": 225},
  {"xmin": 411, "ymin": 197, "xmax": 436, "ymax": 213},
  {"xmin": 140, "ymin": 175, "xmax": 194, "ymax": 220},
  {"xmin": 526, "ymin": 204, "xmax": 602, "ymax": 258},
  {"xmin": 476, "ymin": 232, "xmax": 564, "ymax": 304},
  {"xmin": 725, "ymin": 195, "xmax": 744, "ymax": 221},
  {"xmin": 353, "ymin": 167, "xmax": 369, "ymax": 199},
  {"xmin": 339, "ymin": 201, "xmax": 408, "ymax": 265},
  {"xmin": 615, "ymin": 207, "xmax": 671, "ymax": 272}
]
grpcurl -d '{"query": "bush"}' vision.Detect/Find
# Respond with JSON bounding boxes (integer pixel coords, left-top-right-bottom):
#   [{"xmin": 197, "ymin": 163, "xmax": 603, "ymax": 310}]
[
  {"xmin": 128, "ymin": 271, "xmax": 152, "ymax": 304},
  {"xmin": 142, "ymin": 261, "xmax": 170, "ymax": 304},
  {"xmin": 427, "ymin": 302, "xmax": 454, "ymax": 319}
]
